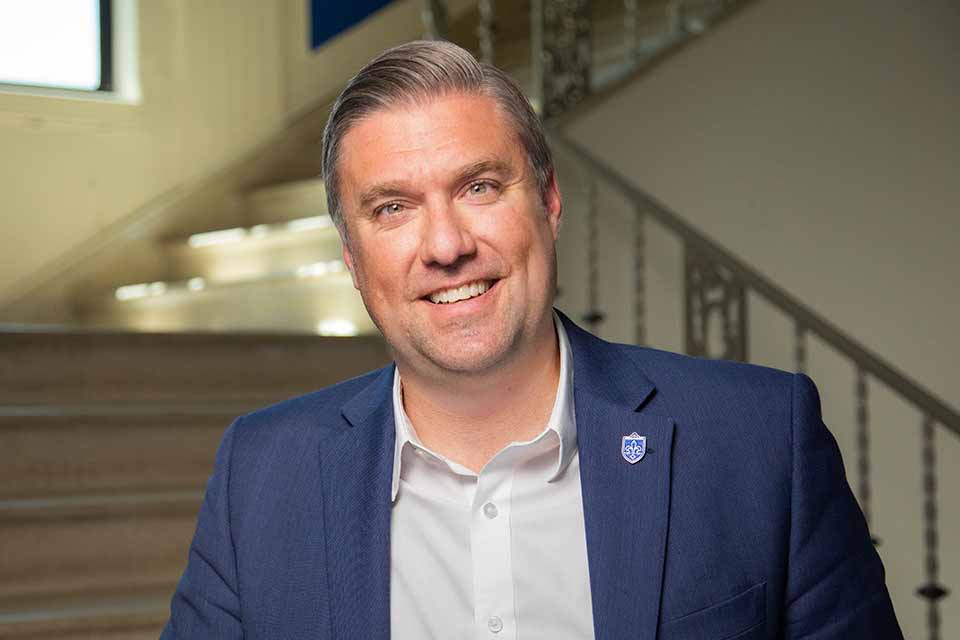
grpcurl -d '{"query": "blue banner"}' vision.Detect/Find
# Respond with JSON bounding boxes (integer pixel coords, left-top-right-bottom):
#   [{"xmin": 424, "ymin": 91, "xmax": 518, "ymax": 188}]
[{"xmin": 310, "ymin": 0, "xmax": 393, "ymax": 49}]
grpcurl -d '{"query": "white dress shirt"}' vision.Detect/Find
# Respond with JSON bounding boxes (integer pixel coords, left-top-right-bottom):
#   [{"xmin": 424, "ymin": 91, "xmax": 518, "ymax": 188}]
[{"xmin": 390, "ymin": 315, "xmax": 595, "ymax": 639}]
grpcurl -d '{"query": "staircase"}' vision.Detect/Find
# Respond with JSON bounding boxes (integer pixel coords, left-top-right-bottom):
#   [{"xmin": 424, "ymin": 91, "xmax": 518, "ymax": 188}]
[
  {"xmin": 0, "ymin": 332, "xmax": 389, "ymax": 638},
  {"xmin": 67, "ymin": 0, "xmax": 718, "ymax": 336},
  {"xmin": 1, "ymin": 1, "xmax": 955, "ymax": 638},
  {"xmin": 81, "ymin": 186, "xmax": 372, "ymax": 335}
]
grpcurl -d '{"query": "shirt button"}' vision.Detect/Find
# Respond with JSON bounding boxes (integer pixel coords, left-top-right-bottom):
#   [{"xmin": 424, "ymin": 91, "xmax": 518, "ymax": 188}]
[
  {"xmin": 487, "ymin": 616, "xmax": 503, "ymax": 633},
  {"xmin": 482, "ymin": 502, "xmax": 499, "ymax": 519}
]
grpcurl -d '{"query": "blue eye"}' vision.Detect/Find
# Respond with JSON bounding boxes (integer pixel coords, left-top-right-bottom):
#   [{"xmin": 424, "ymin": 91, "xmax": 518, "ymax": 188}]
[
  {"xmin": 465, "ymin": 180, "xmax": 499, "ymax": 201},
  {"xmin": 376, "ymin": 202, "xmax": 404, "ymax": 217}
]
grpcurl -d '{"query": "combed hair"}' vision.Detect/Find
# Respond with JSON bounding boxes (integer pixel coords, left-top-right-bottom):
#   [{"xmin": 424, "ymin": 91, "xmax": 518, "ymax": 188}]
[{"xmin": 321, "ymin": 40, "xmax": 554, "ymax": 236}]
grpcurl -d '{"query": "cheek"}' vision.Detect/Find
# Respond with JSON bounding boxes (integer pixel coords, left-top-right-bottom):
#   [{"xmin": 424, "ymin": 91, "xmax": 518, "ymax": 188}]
[{"xmin": 353, "ymin": 240, "xmax": 414, "ymax": 299}]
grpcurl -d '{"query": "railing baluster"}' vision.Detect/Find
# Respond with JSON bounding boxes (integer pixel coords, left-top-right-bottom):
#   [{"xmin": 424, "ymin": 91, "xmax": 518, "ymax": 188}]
[
  {"xmin": 794, "ymin": 322, "xmax": 806, "ymax": 374},
  {"xmin": 422, "ymin": 0, "xmax": 449, "ymax": 40},
  {"xmin": 854, "ymin": 368, "xmax": 877, "ymax": 544},
  {"xmin": 582, "ymin": 178, "xmax": 604, "ymax": 333},
  {"xmin": 477, "ymin": 0, "xmax": 495, "ymax": 65},
  {"xmin": 530, "ymin": 0, "xmax": 545, "ymax": 114},
  {"xmin": 546, "ymin": 131, "xmax": 960, "ymax": 640},
  {"xmin": 623, "ymin": 0, "xmax": 639, "ymax": 66},
  {"xmin": 917, "ymin": 414, "xmax": 949, "ymax": 640},
  {"xmin": 634, "ymin": 206, "xmax": 646, "ymax": 345},
  {"xmin": 667, "ymin": 0, "xmax": 685, "ymax": 36}
]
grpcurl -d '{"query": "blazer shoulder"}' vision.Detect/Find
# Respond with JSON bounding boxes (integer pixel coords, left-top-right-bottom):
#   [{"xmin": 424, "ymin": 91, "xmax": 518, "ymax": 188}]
[
  {"xmin": 615, "ymin": 339, "xmax": 795, "ymax": 394},
  {"xmin": 231, "ymin": 365, "xmax": 392, "ymax": 448},
  {"xmin": 608, "ymin": 341, "xmax": 801, "ymax": 434}
]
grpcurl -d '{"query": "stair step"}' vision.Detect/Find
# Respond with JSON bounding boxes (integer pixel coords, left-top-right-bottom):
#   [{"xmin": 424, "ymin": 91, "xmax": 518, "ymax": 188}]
[
  {"xmin": 0, "ymin": 588, "xmax": 171, "ymax": 640},
  {"xmin": 245, "ymin": 177, "xmax": 328, "ymax": 224},
  {"xmin": 87, "ymin": 265, "xmax": 374, "ymax": 335},
  {"xmin": 0, "ymin": 331, "xmax": 390, "ymax": 404},
  {"xmin": 0, "ymin": 408, "xmax": 239, "ymax": 499},
  {"xmin": 165, "ymin": 215, "xmax": 342, "ymax": 282},
  {"xmin": 0, "ymin": 491, "xmax": 198, "ymax": 602}
]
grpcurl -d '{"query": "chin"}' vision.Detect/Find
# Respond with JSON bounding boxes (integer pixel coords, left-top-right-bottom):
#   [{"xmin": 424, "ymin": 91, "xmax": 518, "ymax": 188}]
[
  {"xmin": 430, "ymin": 346, "xmax": 510, "ymax": 375},
  {"xmin": 418, "ymin": 333, "xmax": 517, "ymax": 375}
]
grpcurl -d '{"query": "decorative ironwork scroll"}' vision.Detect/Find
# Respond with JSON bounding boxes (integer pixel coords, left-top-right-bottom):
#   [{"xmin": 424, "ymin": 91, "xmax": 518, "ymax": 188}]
[
  {"xmin": 684, "ymin": 246, "xmax": 747, "ymax": 361},
  {"xmin": 531, "ymin": 0, "xmax": 592, "ymax": 118}
]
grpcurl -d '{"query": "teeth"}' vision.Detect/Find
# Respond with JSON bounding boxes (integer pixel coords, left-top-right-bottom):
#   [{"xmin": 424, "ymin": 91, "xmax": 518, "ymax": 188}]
[{"xmin": 429, "ymin": 280, "xmax": 491, "ymax": 304}]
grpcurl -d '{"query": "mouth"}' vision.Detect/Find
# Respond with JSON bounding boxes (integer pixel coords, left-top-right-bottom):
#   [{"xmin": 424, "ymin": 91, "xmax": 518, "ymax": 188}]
[{"xmin": 426, "ymin": 279, "xmax": 497, "ymax": 305}]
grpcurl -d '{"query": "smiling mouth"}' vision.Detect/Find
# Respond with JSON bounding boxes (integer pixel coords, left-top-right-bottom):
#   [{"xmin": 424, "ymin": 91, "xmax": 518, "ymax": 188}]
[{"xmin": 427, "ymin": 279, "xmax": 496, "ymax": 304}]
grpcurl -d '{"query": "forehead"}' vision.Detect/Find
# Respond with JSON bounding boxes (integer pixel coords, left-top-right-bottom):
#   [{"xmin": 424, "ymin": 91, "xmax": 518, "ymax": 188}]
[{"xmin": 337, "ymin": 93, "xmax": 525, "ymax": 197}]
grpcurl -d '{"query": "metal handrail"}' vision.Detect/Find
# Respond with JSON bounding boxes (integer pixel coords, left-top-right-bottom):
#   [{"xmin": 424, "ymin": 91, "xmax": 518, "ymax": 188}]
[{"xmin": 549, "ymin": 131, "xmax": 960, "ymax": 438}]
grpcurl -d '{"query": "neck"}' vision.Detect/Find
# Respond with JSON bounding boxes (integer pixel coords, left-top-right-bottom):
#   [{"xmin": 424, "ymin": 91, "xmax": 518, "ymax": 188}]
[{"xmin": 398, "ymin": 319, "xmax": 561, "ymax": 472}]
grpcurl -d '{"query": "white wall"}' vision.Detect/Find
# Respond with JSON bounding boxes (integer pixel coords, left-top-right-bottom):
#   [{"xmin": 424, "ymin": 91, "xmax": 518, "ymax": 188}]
[{"xmin": 559, "ymin": 0, "xmax": 960, "ymax": 636}]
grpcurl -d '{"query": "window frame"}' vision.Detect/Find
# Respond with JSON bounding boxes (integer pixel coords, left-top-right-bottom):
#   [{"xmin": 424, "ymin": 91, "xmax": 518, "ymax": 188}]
[{"xmin": 0, "ymin": 0, "xmax": 113, "ymax": 93}]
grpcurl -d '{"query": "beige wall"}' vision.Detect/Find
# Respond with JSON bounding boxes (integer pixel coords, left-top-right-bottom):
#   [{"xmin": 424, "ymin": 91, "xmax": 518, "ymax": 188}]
[
  {"xmin": 560, "ymin": 0, "xmax": 960, "ymax": 636},
  {"xmin": 0, "ymin": 0, "xmax": 286, "ymax": 306},
  {"xmin": 565, "ymin": 0, "xmax": 960, "ymax": 403},
  {"xmin": 283, "ymin": 0, "xmax": 474, "ymax": 118},
  {"xmin": 0, "ymin": 0, "xmax": 468, "ymax": 312}
]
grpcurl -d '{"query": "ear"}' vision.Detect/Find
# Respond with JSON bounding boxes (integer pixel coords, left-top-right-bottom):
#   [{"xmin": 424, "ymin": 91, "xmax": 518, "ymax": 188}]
[
  {"xmin": 341, "ymin": 240, "xmax": 361, "ymax": 290},
  {"xmin": 543, "ymin": 169, "xmax": 563, "ymax": 240}
]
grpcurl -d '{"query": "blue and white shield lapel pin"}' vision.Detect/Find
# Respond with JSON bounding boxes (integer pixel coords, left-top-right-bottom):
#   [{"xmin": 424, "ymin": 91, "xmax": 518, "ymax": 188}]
[{"xmin": 621, "ymin": 432, "xmax": 647, "ymax": 464}]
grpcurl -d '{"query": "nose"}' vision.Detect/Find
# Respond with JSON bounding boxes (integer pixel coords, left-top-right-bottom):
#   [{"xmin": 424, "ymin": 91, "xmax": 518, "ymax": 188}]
[{"xmin": 418, "ymin": 201, "xmax": 477, "ymax": 267}]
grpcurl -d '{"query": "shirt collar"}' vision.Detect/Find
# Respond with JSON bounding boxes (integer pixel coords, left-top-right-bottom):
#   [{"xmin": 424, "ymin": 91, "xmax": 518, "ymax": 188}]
[{"xmin": 391, "ymin": 311, "xmax": 577, "ymax": 501}]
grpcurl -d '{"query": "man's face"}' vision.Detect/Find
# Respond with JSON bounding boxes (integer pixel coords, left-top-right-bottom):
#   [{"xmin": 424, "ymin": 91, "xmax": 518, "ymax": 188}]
[{"xmin": 337, "ymin": 92, "xmax": 562, "ymax": 377}]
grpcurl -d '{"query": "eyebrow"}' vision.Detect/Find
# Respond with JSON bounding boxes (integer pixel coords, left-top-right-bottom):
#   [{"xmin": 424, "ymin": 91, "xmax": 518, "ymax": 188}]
[{"xmin": 355, "ymin": 158, "xmax": 515, "ymax": 212}]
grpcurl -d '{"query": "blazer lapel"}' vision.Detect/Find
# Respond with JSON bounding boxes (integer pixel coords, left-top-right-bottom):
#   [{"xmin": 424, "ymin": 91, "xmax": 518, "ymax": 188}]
[
  {"xmin": 562, "ymin": 315, "xmax": 675, "ymax": 640},
  {"xmin": 318, "ymin": 366, "xmax": 396, "ymax": 640}
]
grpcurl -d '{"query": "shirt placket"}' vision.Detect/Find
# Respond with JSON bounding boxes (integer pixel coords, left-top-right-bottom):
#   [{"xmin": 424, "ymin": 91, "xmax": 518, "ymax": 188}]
[{"xmin": 470, "ymin": 455, "xmax": 516, "ymax": 639}]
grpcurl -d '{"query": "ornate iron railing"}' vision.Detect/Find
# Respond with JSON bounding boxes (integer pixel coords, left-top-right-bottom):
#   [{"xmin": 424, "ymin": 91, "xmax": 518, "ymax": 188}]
[
  {"xmin": 423, "ymin": 1, "xmax": 958, "ymax": 637},
  {"xmin": 549, "ymin": 128, "xmax": 956, "ymax": 640}
]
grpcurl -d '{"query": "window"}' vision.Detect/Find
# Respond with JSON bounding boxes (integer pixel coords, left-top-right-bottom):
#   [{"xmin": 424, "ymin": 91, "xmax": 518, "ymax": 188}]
[{"xmin": 0, "ymin": 0, "xmax": 111, "ymax": 92}]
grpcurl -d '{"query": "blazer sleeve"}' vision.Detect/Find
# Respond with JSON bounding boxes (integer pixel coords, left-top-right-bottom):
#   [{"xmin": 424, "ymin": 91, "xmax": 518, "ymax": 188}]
[
  {"xmin": 161, "ymin": 418, "xmax": 244, "ymax": 639},
  {"xmin": 784, "ymin": 374, "xmax": 903, "ymax": 639}
]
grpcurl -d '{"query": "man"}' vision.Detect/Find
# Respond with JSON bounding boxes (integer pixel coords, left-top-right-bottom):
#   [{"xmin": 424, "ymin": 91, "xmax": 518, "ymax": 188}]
[{"xmin": 163, "ymin": 40, "xmax": 902, "ymax": 639}]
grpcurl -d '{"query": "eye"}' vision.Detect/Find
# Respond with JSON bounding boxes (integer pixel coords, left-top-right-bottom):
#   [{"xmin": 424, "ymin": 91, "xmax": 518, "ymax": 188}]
[
  {"xmin": 375, "ymin": 202, "xmax": 405, "ymax": 217},
  {"xmin": 464, "ymin": 180, "xmax": 500, "ymax": 202}
]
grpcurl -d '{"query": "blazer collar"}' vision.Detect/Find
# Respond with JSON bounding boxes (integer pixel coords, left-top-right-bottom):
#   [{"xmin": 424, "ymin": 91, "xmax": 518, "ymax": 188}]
[
  {"xmin": 317, "ymin": 365, "xmax": 396, "ymax": 640},
  {"xmin": 325, "ymin": 313, "xmax": 674, "ymax": 640},
  {"xmin": 560, "ymin": 312, "xmax": 674, "ymax": 640}
]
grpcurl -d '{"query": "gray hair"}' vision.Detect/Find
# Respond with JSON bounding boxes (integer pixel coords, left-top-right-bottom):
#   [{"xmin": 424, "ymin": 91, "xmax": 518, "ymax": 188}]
[{"xmin": 321, "ymin": 40, "xmax": 554, "ymax": 238}]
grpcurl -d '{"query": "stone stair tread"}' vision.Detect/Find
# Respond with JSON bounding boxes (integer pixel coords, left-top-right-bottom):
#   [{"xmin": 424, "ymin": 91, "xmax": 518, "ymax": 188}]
[
  {"xmin": 0, "ymin": 409, "xmax": 235, "ymax": 500},
  {"xmin": 0, "ymin": 402, "xmax": 260, "ymax": 418},
  {"xmin": 245, "ymin": 177, "xmax": 328, "ymax": 223},
  {"xmin": 161, "ymin": 215, "xmax": 342, "ymax": 283},
  {"xmin": 109, "ymin": 257, "xmax": 349, "ymax": 301},
  {"xmin": 0, "ymin": 586, "xmax": 172, "ymax": 639},
  {"xmin": 0, "ymin": 330, "xmax": 391, "ymax": 404},
  {"xmin": 0, "ymin": 489, "xmax": 203, "ymax": 522},
  {"xmin": 167, "ymin": 214, "xmax": 337, "ymax": 252},
  {"xmin": 88, "ymin": 267, "xmax": 373, "ymax": 335}
]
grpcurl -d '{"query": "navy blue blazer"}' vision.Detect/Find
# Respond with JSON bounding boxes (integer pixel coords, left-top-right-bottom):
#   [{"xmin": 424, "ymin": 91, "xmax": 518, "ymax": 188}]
[{"xmin": 163, "ymin": 314, "xmax": 902, "ymax": 639}]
